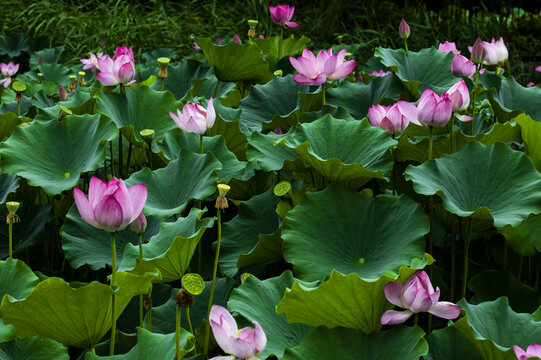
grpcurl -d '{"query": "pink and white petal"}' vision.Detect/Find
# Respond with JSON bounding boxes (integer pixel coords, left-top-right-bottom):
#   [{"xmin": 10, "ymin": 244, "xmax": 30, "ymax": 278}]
[
  {"xmin": 336, "ymin": 48, "xmax": 347, "ymax": 63},
  {"xmin": 301, "ymin": 49, "xmax": 316, "ymax": 62},
  {"xmin": 295, "ymin": 57, "xmax": 319, "ymax": 78},
  {"xmin": 293, "ymin": 73, "xmax": 326, "ymax": 86},
  {"xmin": 536, "ymin": 66, "xmax": 541, "ymax": 72},
  {"xmin": 429, "ymin": 301, "xmax": 461, "ymax": 320},
  {"xmin": 383, "ymin": 281, "xmax": 405, "ymax": 307},
  {"xmin": 73, "ymin": 187, "xmax": 97, "ymax": 227},
  {"xmin": 88, "ymin": 176, "xmax": 107, "ymax": 209},
  {"xmin": 210, "ymin": 305, "xmax": 238, "ymax": 335},
  {"xmin": 407, "ymin": 288, "xmax": 434, "ymax": 313},
  {"xmin": 252, "ymin": 321, "xmax": 267, "ymax": 354},
  {"xmin": 206, "ymin": 98, "xmax": 216, "ymax": 129},
  {"xmin": 417, "ymin": 96, "xmax": 437, "ymax": 126},
  {"xmin": 416, "ymin": 271, "xmax": 435, "ymax": 294},
  {"xmin": 209, "ymin": 357, "xmax": 235, "ymax": 360},
  {"xmin": 455, "ymin": 114, "xmax": 473, "ymax": 122},
  {"xmin": 396, "ymin": 101, "xmax": 419, "ymax": 124},
  {"xmin": 96, "ymin": 71, "xmax": 119, "ymax": 86},
  {"xmin": 127, "ymin": 183, "xmax": 147, "ymax": 223},
  {"xmin": 513, "ymin": 345, "xmax": 527, "ymax": 359},
  {"xmin": 3, "ymin": 78, "xmax": 10, "ymax": 88},
  {"xmin": 525, "ymin": 344, "xmax": 541, "ymax": 356},
  {"xmin": 315, "ymin": 50, "xmax": 329, "ymax": 73},
  {"xmin": 380, "ymin": 310, "xmax": 413, "ymax": 325},
  {"xmin": 285, "ymin": 21, "xmax": 300, "ymax": 29},
  {"xmin": 232, "ymin": 327, "xmax": 258, "ymax": 358},
  {"xmin": 94, "ymin": 196, "xmax": 125, "ymax": 231},
  {"xmin": 380, "ymin": 117, "xmax": 395, "ymax": 133},
  {"xmin": 368, "ymin": 105, "xmax": 385, "ymax": 127},
  {"xmin": 328, "ymin": 60, "xmax": 356, "ymax": 80},
  {"xmin": 323, "ymin": 56, "xmax": 339, "ymax": 77},
  {"xmin": 118, "ymin": 62, "xmax": 135, "ymax": 84},
  {"xmin": 432, "ymin": 98, "xmax": 453, "ymax": 126},
  {"xmin": 0, "ymin": 78, "xmax": 7, "ymax": 88}
]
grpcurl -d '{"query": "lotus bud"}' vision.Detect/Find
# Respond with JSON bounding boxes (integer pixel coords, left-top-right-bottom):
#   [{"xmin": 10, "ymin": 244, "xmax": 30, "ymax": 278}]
[
  {"xmin": 6, "ymin": 201, "xmax": 20, "ymax": 224},
  {"xmin": 38, "ymin": 57, "xmax": 44, "ymax": 65},
  {"xmin": 99, "ymin": 39, "xmax": 105, "ymax": 47},
  {"xmin": 216, "ymin": 183, "xmax": 231, "ymax": 210},
  {"xmin": 78, "ymin": 71, "xmax": 85, "ymax": 86},
  {"xmin": 274, "ymin": 125, "xmax": 283, "ymax": 134},
  {"xmin": 37, "ymin": 72, "xmax": 43, "ymax": 84},
  {"xmin": 68, "ymin": 75, "xmax": 76, "ymax": 92},
  {"xmin": 233, "ymin": 33, "xmax": 241, "ymax": 45},
  {"xmin": 399, "ymin": 19, "xmax": 410, "ymax": 40},
  {"xmin": 471, "ymin": 37, "xmax": 486, "ymax": 64},
  {"xmin": 157, "ymin": 57, "xmax": 170, "ymax": 79},
  {"xmin": 59, "ymin": 85, "xmax": 68, "ymax": 101},
  {"xmin": 130, "ymin": 212, "xmax": 147, "ymax": 235}
]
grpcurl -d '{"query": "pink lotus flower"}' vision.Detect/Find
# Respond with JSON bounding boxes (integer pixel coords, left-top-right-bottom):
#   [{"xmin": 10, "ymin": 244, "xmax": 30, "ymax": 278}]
[
  {"xmin": 0, "ymin": 62, "xmax": 19, "ymax": 88},
  {"xmin": 527, "ymin": 82, "xmax": 534, "ymax": 87},
  {"xmin": 446, "ymin": 79, "xmax": 470, "ymax": 112},
  {"xmin": 258, "ymin": 35, "xmax": 265, "ymax": 39},
  {"xmin": 368, "ymin": 101, "xmax": 419, "ymax": 134},
  {"xmin": 59, "ymin": 86, "xmax": 68, "ymax": 101},
  {"xmin": 73, "ymin": 177, "xmax": 147, "ymax": 232},
  {"xmin": 269, "ymin": 4, "xmax": 299, "ymax": 29},
  {"xmin": 274, "ymin": 125, "xmax": 283, "ymax": 135},
  {"xmin": 289, "ymin": 48, "xmax": 356, "ymax": 85},
  {"xmin": 370, "ymin": 70, "xmax": 392, "ymax": 77},
  {"xmin": 95, "ymin": 53, "xmax": 136, "ymax": 86},
  {"xmin": 470, "ymin": 37, "xmax": 486, "ymax": 65},
  {"xmin": 80, "ymin": 52, "xmax": 104, "ymax": 72},
  {"xmin": 438, "ymin": 41, "xmax": 459, "ymax": 54},
  {"xmin": 130, "ymin": 212, "xmax": 147, "ymax": 235},
  {"xmin": 451, "ymin": 54, "xmax": 475, "ymax": 78},
  {"xmin": 381, "ymin": 271, "xmax": 461, "ymax": 325},
  {"xmin": 513, "ymin": 344, "xmax": 541, "ymax": 360},
  {"xmin": 113, "ymin": 46, "xmax": 134, "ymax": 62},
  {"xmin": 482, "ymin": 37, "xmax": 508, "ymax": 66},
  {"xmin": 169, "ymin": 98, "xmax": 215, "ymax": 135},
  {"xmin": 193, "ymin": 42, "xmax": 201, "ymax": 50},
  {"xmin": 399, "ymin": 19, "xmax": 410, "ymax": 40},
  {"xmin": 209, "ymin": 305, "xmax": 266, "ymax": 359},
  {"xmin": 536, "ymin": 66, "xmax": 541, "ymax": 72},
  {"xmin": 417, "ymin": 88, "xmax": 453, "ymax": 127}
]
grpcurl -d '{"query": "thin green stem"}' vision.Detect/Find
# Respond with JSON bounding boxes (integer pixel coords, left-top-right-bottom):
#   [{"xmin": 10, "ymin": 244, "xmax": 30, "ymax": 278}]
[
  {"xmin": 176, "ymin": 306, "xmax": 181, "ymax": 360},
  {"xmin": 126, "ymin": 143, "xmax": 132, "ymax": 178},
  {"xmin": 322, "ymin": 83, "xmax": 326, "ymax": 106},
  {"xmin": 428, "ymin": 126, "xmax": 433, "ymax": 161},
  {"xmin": 197, "ymin": 135, "xmax": 204, "ymax": 274},
  {"xmin": 8, "ymin": 219, "xmax": 13, "ymax": 259},
  {"xmin": 17, "ymin": 101, "xmax": 20, "ymax": 117},
  {"xmin": 404, "ymin": 38, "xmax": 409, "ymax": 53},
  {"xmin": 204, "ymin": 209, "xmax": 222, "ymax": 356},
  {"xmin": 461, "ymin": 218, "xmax": 472, "ymax": 299},
  {"xmin": 110, "ymin": 233, "xmax": 117, "ymax": 356},
  {"xmin": 148, "ymin": 304, "xmax": 152, "ymax": 331},
  {"xmin": 138, "ymin": 234, "xmax": 143, "ymax": 328},
  {"xmin": 90, "ymin": 346, "xmax": 95, "ymax": 354},
  {"xmin": 471, "ymin": 64, "xmax": 480, "ymax": 135},
  {"xmin": 413, "ymin": 313, "xmax": 418, "ymax": 327},
  {"xmin": 186, "ymin": 307, "xmax": 193, "ymax": 334}
]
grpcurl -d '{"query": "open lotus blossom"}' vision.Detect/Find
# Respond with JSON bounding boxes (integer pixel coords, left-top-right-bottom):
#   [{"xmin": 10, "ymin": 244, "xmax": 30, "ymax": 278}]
[
  {"xmin": 513, "ymin": 344, "xmax": 541, "ymax": 360},
  {"xmin": 438, "ymin": 41, "xmax": 459, "ymax": 55},
  {"xmin": 417, "ymin": 88, "xmax": 453, "ymax": 127},
  {"xmin": 368, "ymin": 101, "xmax": 419, "ymax": 134},
  {"xmin": 170, "ymin": 98, "xmax": 215, "ymax": 135},
  {"xmin": 96, "ymin": 53, "xmax": 136, "ymax": 86},
  {"xmin": 451, "ymin": 54, "xmax": 475, "ymax": 78},
  {"xmin": 482, "ymin": 37, "xmax": 508, "ymax": 66},
  {"xmin": 370, "ymin": 70, "xmax": 392, "ymax": 77},
  {"xmin": 269, "ymin": 4, "xmax": 299, "ymax": 29},
  {"xmin": 80, "ymin": 52, "xmax": 104, "ymax": 72},
  {"xmin": 289, "ymin": 48, "xmax": 356, "ymax": 85},
  {"xmin": 210, "ymin": 305, "xmax": 266, "ymax": 359},
  {"xmin": 381, "ymin": 271, "xmax": 461, "ymax": 325},
  {"xmin": 0, "ymin": 62, "xmax": 19, "ymax": 88},
  {"xmin": 74, "ymin": 177, "xmax": 147, "ymax": 233}
]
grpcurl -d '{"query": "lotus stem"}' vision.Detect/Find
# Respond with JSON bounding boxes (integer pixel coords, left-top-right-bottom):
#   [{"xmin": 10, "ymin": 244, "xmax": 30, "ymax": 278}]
[
  {"xmin": 126, "ymin": 143, "xmax": 132, "ymax": 178},
  {"xmin": 139, "ymin": 234, "xmax": 144, "ymax": 328},
  {"xmin": 404, "ymin": 38, "xmax": 409, "ymax": 53},
  {"xmin": 176, "ymin": 305, "xmax": 181, "ymax": 360},
  {"xmin": 118, "ymin": 131, "xmax": 123, "ymax": 179},
  {"xmin": 17, "ymin": 101, "xmax": 20, "ymax": 117},
  {"xmin": 470, "ymin": 64, "xmax": 480, "ymax": 135},
  {"xmin": 461, "ymin": 218, "xmax": 472, "ymax": 299},
  {"xmin": 110, "ymin": 232, "xmax": 117, "ymax": 356},
  {"xmin": 204, "ymin": 209, "xmax": 222, "ymax": 356},
  {"xmin": 8, "ymin": 219, "xmax": 13, "ymax": 259},
  {"xmin": 322, "ymin": 83, "xmax": 327, "ymax": 106},
  {"xmin": 186, "ymin": 307, "xmax": 193, "ymax": 334}
]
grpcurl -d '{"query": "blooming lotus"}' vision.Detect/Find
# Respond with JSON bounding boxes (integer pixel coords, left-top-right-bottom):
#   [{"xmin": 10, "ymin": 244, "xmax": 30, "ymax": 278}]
[
  {"xmin": 169, "ymin": 98, "xmax": 215, "ymax": 135},
  {"xmin": 0, "ymin": 62, "xmax": 19, "ymax": 88},
  {"xmin": 381, "ymin": 271, "xmax": 461, "ymax": 325},
  {"xmin": 368, "ymin": 101, "xmax": 419, "ymax": 134},
  {"xmin": 438, "ymin": 41, "xmax": 459, "ymax": 54},
  {"xmin": 113, "ymin": 46, "xmax": 134, "ymax": 62},
  {"xmin": 417, "ymin": 88, "xmax": 453, "ymax": 127},
  {"xmin": 269, "ymin": 4, "xmax": 299, "ymax": 29},
  {"xmin": 399, "ymin": 19, "xmax": 410, "ymax": 39},
  {"xmin": 95, "ymin": 54, "xmax": 136, "ymax": 86},
  {"xmin": 209, "ymin": 305, "xmax": 266, "ymax": 359},
  {"xmin": 73, "ymin": 177, "xmax": 147, "ymax": 232},
  {"xmin": 513, "ymin": 344, "xmax": 541, "ymax": 360},
  {"xmin": 80, "ymin": 52, "xmax": 104, "ymax": 72},
  {"xmin": 451, "ymin": 54, "xmax": 475, "ymax": 78},
  {"xmin": 289, "ymin": 48, "xmax": 356, "ymax": 85},
  {"xmin": 483, "ymin": 37, "xmax": 508, "ymax": 66}
]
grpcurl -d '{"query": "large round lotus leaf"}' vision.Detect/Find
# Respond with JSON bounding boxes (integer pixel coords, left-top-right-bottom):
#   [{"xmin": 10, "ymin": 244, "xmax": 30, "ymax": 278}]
[
  {"xmin": 374, "ymin": 47, "xmax": 456, "ymax": 94},
  {"xmin": 227, "ymin": 272, "xmax": 313, "ymax": 359},
  {"xmin": 276, "ymin": 115, "xmax": 396, "ymax": 188},
  {"xmin": 84, "ymin": 328, "xmax": 193, "ymax": 360},
  {"xmin": 187, "ymin": 74, "xmax": 237, "ymax": 101},
  {"xmin": 404, "ymin": 142, "xmax": 541, "ymax": 228},
  {"xmin": 0, "ymin": 258, "xmax": 39, "ymax": 301},
  {"xmin": 0, "ymin": 114, "xmax": 117, "ymax": 195},
  {"xmin": 515, "ymin": 114, "xmax": 541, "ymax": 170},
  {"xmin": 276, "ymin": 267, "xmax": 428, "ymax": 333},
  {"xmin": 468, "ymin": 270, "xmax": 540, "ymax": 313},
  {"xmin": 197, "ymin": 38, "xmax": 272, "ymax": 84},
  {"xmin": 453, "ymin": 298, "xmax": 541, "ymax": 359},
  {"xmin": 254, "ymin": 35, "xmax": 310, "ymax": 60},
  {"xmin": 119, "ymin": 208, "xmax": 214, "ymax": 283},
  {"xmin": 425, "ymin": 325, "xmax": 482, "ymax": 360},
  {"xmin": 0, "ymin": 113, "xmax": 21, "ymax": 141},
  {"xmin": 0, "ymin": 271, "xmax": 157, "ymax": 349},
  {"xmin": 282, "ymin": 325, "xmax": 428, "ymax": 360},
  {"xmin": 154, "ymin": 129, "xmax": 254, "ymax": 182},
  {"xmin": 61, "ymin": 204, "xmax": 163, "ymax": 270},
  {"xmin": 125, "ymin": 149, "xmax": 221, "ymax": 218},
  {"xmin": 326, "ymin": 74, "xmax": 404, "ymax": 119},
  {"xmin": 282, "ymin": 186, "xmax": 428, "ymax": 281},
  {"xmin": 0, "ymin": 336, "xmax": 69, "ymax": 360},
  {"xmin": 237, "ymin": 229, "xmax": 283, "ymax": 270},
  {"xmin": 486, "ymin": 76, "xmax": 541, "ymax": 122},
  {"xmin": 94, "ymin": 86, "xmax": 179, "ymax": 145},
  {"xmin": 29, "ymin": 46, "xmax": 64, "ymax": 69},
  {"xmin": 0, "ymin": 33, "xmax": 29, "ymax": 58},
  {"xmin": 499, "ymin": 213, "xmax": 541, "ymax": 255},
  {"xmin": 147, "ymin": 60, "xmax": 212, "ymax": 99},
  {"xmin": 37, "ymin": 63, "xmax": 71, "ymax": 87},
  {"xmin": 220, "ymin": 187, "xmax": 280, "ymax": 277},
  {"xmin": 239, "ymin": 75, "xmax": 308, "ymax": 132},
  {"xmin": 246, "ymin": 132, "xmax": 301, "ymax": 172}
]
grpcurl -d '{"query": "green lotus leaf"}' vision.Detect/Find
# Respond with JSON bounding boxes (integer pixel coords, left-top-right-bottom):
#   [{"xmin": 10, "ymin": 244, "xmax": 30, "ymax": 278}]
[
  {"xmin": 425, "ymin": 325, "xmax": 482, "ymax": 360},
  {"xmin": 486, "ymin": 76, "xmax": 541, "ymax": 122},
  {"xmin": 228, "ymin": 271, "xmax": 313, "ymax": 359},
  {"xmin": 283, "ymin": 186, "xmax": 428, "ymax": 281},
  {"xmin": 125, "ymin": 149, "xmax": 221, "ymax": 218},
  {"xmin": 188, "ymin": 74, "xmax": 237, "ymax": 101},
  {"xmin": 499, "ymin": 213, "xmax": 541, "ymax": 255},
  {"xmin": 239, "ymin": 75, "xmax": 308, "ymax": 132},
  {"xmin": 29, "ymin": 46, "xmax": 64, "ymax": 69},
  {"xmin": 454, "ymin": 297, "xmax": 541, "ymax": 359},
  {"xmin": 207, "ymin": 103, "xmax": 248, "ymax": 160},
  {"xmin": 119, "ymin": 208, "xmax": 214, "ymax": 282},
  {"xmin": 375, "ymin": 47, "xmax": 456, "ymax": 95},
  {"xmin": 404, "ymin": 142, "xmax": 541, "ymax": 228},
  {"xmin": 246, "ymin": 132, "xmax": 300, "ymax": 172},
  {"xmin": 94, "ymin": 86, "xmax": 179, "ymax": 145},
  {"xmin": 61, "ymin": 205, "xmax": 163, "ymax": 270},
  {"xmin": 0, "ymin": 114, "xmax": 117, "ymax": 195},
  {"xmin": 31, "ymin": 91, "xmax": 56, "ymax": 109},
  {"xmin": 147, "ymin": 60, "xmax": 212, "ymax": 100},
  {"xmin": 84, "ymin": 327, "xmax": 193, "ymax": 360},
  {"xmin": 253, "ymin": 35, "xmax": 310, "ymax": 60},
  {"xmin": 276, "ymin": 266, "xmax": 428, "ymax": 333},
  {"xmin": 0, "ymin": 271, "xmax": 157, "ymax": 348},
  {"xmin": 197, "ymin": 38, "xmax": 272, "ymax": 84},
  {"xmin": 0, "ymin": 170, "xmax": 18, "ymax": 204},
  {"xmin": 282, "ymin": 324, "xmax": 428, "ymax": 360},
  {"xmin": 276, "ymin": 115, "xmax": 396, "ymax": 188},
  {"xmin": 37, "ymin": 63, "xmax": 71, "ymax": 87},
  {"xmin": 468, "ymin": 270, "xmax": 540, "ymax": 313},
  {"xmin": 0, "ymin": 113, "xmax": 21, "ymax": 141},
  {"xmin": 515, "ymin": 113, "xmax": 541, "ymax": 170},
  {"xmin": 237, "ymin": 229, "xmax": 283, "ymax": 269},
  {"xmin": 326, "ymin": 74, "xmax": 404, "ymax": 119},
  {"xmin": 154, "ymin": 129, "xmax": 254, "ymax": 182},
  {"xmin": 23, "ymin": 80, "xmax": 58, "ymax": 97},
  {"xmin": 0, "ymin": 336, "xmax": 69, "ymax": 359},
  {"xmin": 220, "ymin": 187, "xmax": 280, "ymax": 277},
  {"xmin": 0, "ymin": 33, "xmax": 29, "ymax": 58},
  {"xmin": 0, "ymin": 95, "xmax": 32, "ymax": 116}
]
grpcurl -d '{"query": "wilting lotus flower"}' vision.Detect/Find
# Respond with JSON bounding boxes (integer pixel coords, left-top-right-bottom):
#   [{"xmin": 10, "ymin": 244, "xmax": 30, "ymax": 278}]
[
  {"xmin": 368, "ymin": 101, "xmax": 419, "ymax": 134},
  {"xmin": 80, "ymin": 52, "xmax": 104, "ymax": 72},
  {"xmin": 370, "ymin": 70, "xmax": 392, "ymax": 77},
  {"xmin": 289, "ymin": 48, "xmax": 356, "ymax": 85},
  {"xmin": 269, "ymin": 4, "xmax": 299, "ymax": 29},
  {"xmin": 96, "ymin": 53, "xmax": 136, "ymax": 86},
  {"xmin": 170, "ymin": 98, "xmax": 215, "ymax": 135},
  {"xmin": 210, "ymin": 305, "xmax": 266, "ymax": 359},
  {"xmin": 0, "ymin": 62, "xmax": 19, "ymax": 88},
  {"xmin": 73, "ymin": 176, "xmax": 147, "ymax": 232},
  {"xmin": 59, "ymin": 86, "xmax": 68, "ymax": 101},
  {"xmin": 451, "ymin": 54, "xmax": 475, "ymax": 77},
  {"xmin": 438, "ymin": 41, "xmax": 459, "ymax": 54},
  {"xmin": 513, "ymin": 344, "xmax": 541, "ymax": 360},
  {"xmin": 417, "ymin": 88, "xmax": 453, "ymax": 127},
  {"xmin": 381, "ymin": 271, "xmax": 461, "ymax": 325},
  {"xmin": 398, "ymin": 19, "xmax": 410, "ymax": 39},
  {"xmin": 482, "ymin": 37, "xmax": 508, "ymax": 66}
]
